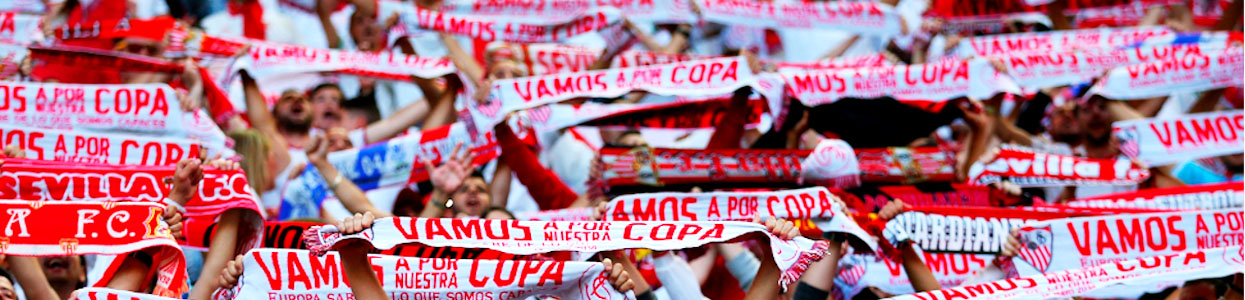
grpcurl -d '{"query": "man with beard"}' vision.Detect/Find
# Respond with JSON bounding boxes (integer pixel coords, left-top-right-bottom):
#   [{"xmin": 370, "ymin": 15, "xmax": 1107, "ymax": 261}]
[{"xmin": 239, "ymin": 70, "xmax": 317, "ymax": 214}]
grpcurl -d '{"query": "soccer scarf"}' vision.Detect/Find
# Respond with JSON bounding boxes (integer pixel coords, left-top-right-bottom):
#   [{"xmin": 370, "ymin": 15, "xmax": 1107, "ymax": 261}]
[
  {"xmin": 517, "ymin": 97, "xmax": 771, "ymax": 134},
  {"xmin": 1001, "ymin": 41, "xmax": 1235, "ymax": 90},
  {"xmin": 0, "ymin": 124, "xmax": 206, "ymax": 165},
  {"xmin": 303, "ymin": 217, "xmax": 831, "ymax": 287},
  {"xmin": 602, "ymin": 187, "xmax": 878, "ymax": 250},
  {"xmin": 0, "ymin": 12, "xmax": 42, "ymax": 44},
  {"xmin": 1012, "ymin": 210, "xmax": 1242, "ymax": 282},
  {"xmin": 0, "ymin": 200, "xmax": 188, "ymax": 297},
  {"xmin": 966, "ymin": 145, "xmax": 1150, "ymax": 187},
  {"xmin": 52, "ymin": 16, "xmax": 177, "ymax": 42},
  {"xmin": 76, "ymin": 288, "xmax": 183, "ymax": 300},
  {"xmin": 773, "ymin": 53, "xmax": 895, "ymax": 71},
  {"xmin": 519, "ymin": 43, "xmax": 711, "ymax": 76},
  {"xmin": 694, "ymin": 0, "xmax": 904, "ymax": 36},
  {"xmin": 855, "ymin": 147, "xmax": 957, "ymax": 184},
  {"xmin": 1113, "ymin": 110, "xmax": 1245, "ymax": 166},
  {"xmin": 953, "ymin": 26, "xmax": 1175, "ymax": 58},
  {"xmin": 212, "ymin": 249, "xmax": 625, "ymax": 300},
  {"xmin": 845, "ymin": 184, "xmax": 992, "ymax": 213},
  {"xmin": 394, "ymin": 6, "xmax": 622, "ymax": 43},
  {"xmin": 881, "ymin": 206, "xmax": 1107, "ymax": 255},
  {"xmin": 0, "ymin": 43, "xmax": 26, "ymax": 81},
  {"xmin": 0, "ymin": 158, "xmax": 265, "ymax": 220},
  {"xmin": 1066, "ymin": 182, "xmax": 1244, "ymax": 210},
  {"xmin": 887, "ymin": 246, "xmax": 1243, "ymax": 300},
  {"xmin": 0, "ymin": 1, "xmax": 45, "ymax": 14},
  {"xmin": 781, "ymin": 58, "xmax": 1022, "ymax": 110},
  {"xmin": 438, "ymin": 0, "xmax": 696, "ymax": 24},
  {"xmin": 1087, "ymin": 46, "xmax": 1244, "ymax": 100},
  {"xmin": 280, "ymin": 123, "xmax": 498, "ymax": 220},
  {"xmin": 597, "ymin": 139, "xmax": 860, "ymax": 188},
  {"xmin": 835, "ymin": 252, "xmax": 998, "ymax": 299},
  {"xmin": 464, "ymin": 56, "xmax": 758, "ymax": 131},
  {"xmin": 28, "ymin": 45, "xmax": 186, "ymax": 75},
  {"xmin": 0, "ymin": 82, "xmax": 230, "ymax": 150},
  {"xmin": 227, "ymin": 41, "xmax": 457, "ymax": 82}
]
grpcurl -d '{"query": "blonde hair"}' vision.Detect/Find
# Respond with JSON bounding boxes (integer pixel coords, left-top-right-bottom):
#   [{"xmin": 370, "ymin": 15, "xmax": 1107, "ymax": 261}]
[{"xmin": 228, "ymin": 129, "xmax": 271, "ymax": 193}]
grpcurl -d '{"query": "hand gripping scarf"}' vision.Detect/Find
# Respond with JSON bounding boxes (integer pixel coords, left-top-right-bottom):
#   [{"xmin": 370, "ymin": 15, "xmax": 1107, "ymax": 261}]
[
  {"xmin": 1001, "ymin": 41, "xmax": 1236, "ymax": 90},
  {"xmin": 0, "ymin": 200, "xmax": 188, "ymax": 297},
  {"xmin": 855, "ymin": 147, "xmax": 957, "ymax": 184},
  {"xmin": 465, "ymin": 56, "xmax": 761, "ymax": 131},
  {"xmin": 694, "ymin": 0, "xmax": 904, "ymax": 35},
  {"xmin": 781, "ymin": 58, "xmax": 1022, "ymax": 111},
  {"xmin": 76, "ymin": 288, "xmax": 183, "ymax": 300},
  {"xmin": 302, "ymin": 217, "xmax": 830, "ymax": 287},
  {"xmin": 887, "ymin": 246, "xmax": 1243, "ymax": 300},
  {"xmin": 437, "ymin": 0, "xmax": 696, "ymax": 24},
  {"xmin": 773, "ymin": 53, "xmax": 896, "ymax": 71},
  {"xmin": 227, "ymin": 41, "xmax": 457, "ymax": 82},
  {"xmin": 212, "ymin": 249, "xmax": 625, "ymax": 300},
  {"xmin": 953, "ymin": 26, "xmax": 1176, "ymax": 58},
  {"xmin": 1086, "ymin": 46, "xmax": 1244, "ymax": 100},
  {"xmin": 394, "ymin": 5, "xmax": 623, "ymax": 43},
  {"xmin": 602, "ymin": 187, "xmax": 877, "ymax": 250},
  {"xmin": 1066, "ymin": 182, "xmax": 1244, "ymax": 210},
  {"xmin": 0, "ymin": 82, "xmax": 230, "ymax": 150},
  {"xmin": 0, "ymin": 12, "xmax": 42, "ymax": 44},
  {"xmin": 1113, "ymin": 110, "xmax": 1245, "ymax": 166},
  {"xmin": 280, "ymin": 122, "xmax": 498, "ymax": 220},
  {"xmin": 1011, "ymin": 209, "xmax": 1243, "ymax": 287},
  {"xmin": 966, "ymin": 145, "xmax": 1150, "ymax": 187},
  {"xmin": 597, "ymin": 139, "xmax": 860, "ymax": 188},
  {"xmin": 0, "ymin": 124, "xmax": 211, "ymax": 165}
]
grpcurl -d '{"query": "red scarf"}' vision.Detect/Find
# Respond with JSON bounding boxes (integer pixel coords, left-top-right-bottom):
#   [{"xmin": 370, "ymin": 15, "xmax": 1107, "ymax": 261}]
[{"xmin": 227, "ymin": 0, "xmax": 266, "ymax": 40}]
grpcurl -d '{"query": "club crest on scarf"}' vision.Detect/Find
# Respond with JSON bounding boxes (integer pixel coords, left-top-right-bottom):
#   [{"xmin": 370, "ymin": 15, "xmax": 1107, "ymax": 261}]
[
  {"xmin": 0, "ymin": 237, "xmax": 8, "ymax": 253},
  {"xmin": 582, "ymin": 268, "xmax": 618, "ymax": 300},
  {"xmin": 838, "ymin": 259, "xmax": 867, "ymax": 287},
  {"xmin": 1017, "ymin": 226, "xmax": 1053, "ymax": 273},
  {"xmin": 479, "ymin": 91, "xmax": 504, "ymax": 118},
  {"xmin": 59, "ymin": 238, "xmax": 80, "ymax": 255}
]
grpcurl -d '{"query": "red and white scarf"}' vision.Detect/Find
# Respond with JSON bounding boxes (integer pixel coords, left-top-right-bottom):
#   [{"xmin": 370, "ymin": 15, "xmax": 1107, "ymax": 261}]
[
  {"xmin": 76, "ymin": 288, "xmax": 182, "ymax": 300},
  {"xmin": 0, "ymin": 12, "xmax": 42, "ymax": 44},
  {"xmin": 184, "ymin": 219, "xmax": 321, "ymax": 250},
  {"xmin": 953, "ymin": 26, "xmax": 1175, "ymax": 58},
  {"xmin": 1067, "ymin": 182, "xmax": 1244, "ymax": 210},
  {"xmin": 0, "ymin": 43, "xmax": 26, "ymax": 81},
  {"xmin": 882, "ymin": 206, "xmax": 1111, "ymax": 255},
  {"xmin": 1001, "ymin": 41, "xmax": 1236, "ymax": 90},
  {"xmin": 773, "ymin": 53, "xmax": 895, "ymax": 71},
  {"xmin": 0, "ymin": 82, "xmax": 230, "ymax": 149},
  {"xmin": 598, "ymin": 139, "xmax": 860, "ymax": 188},
  {"xmin": 303, "ymin": 217, "xmax": 830, "ymax": 287},
  {"xmin": 0, "ymin": 124, "xmax": 206, "ymax": 165},
  {"xmin": 53, "ymin": 16, "xmax": 177, "ymax": 42},
  {"xmin": 836, "ymin": 252, "xmax": 998, "ymax": 299},
  {"xmin": 0, "ymin": 158, "xmax": 265, "ymax": 220},
  {"xmin": 438, "ymin": 0, "xmax": 696, "ymax": 24},
  {"xmin": 694, "ymin": 0, "xmax": 903, "ymax": 35},
  {"xmin": 1011, "ymin": 209, "xmax": 1242, "ymax": 285},
  {"xmin": 228, "ymin": 41, "xmax": 457, "ymax": 82},
  {"xmin": 29, "ymin": 45, "xmax": 186, "ymax": 74},
  {"xmin": 1113, "ymin": 110, "xmax": 1245, "ymax": 166},
  {"xmin": 395, "ymin": 6, "xmax": 622, "ymax": 43},
  {"xmin": 845, "ymin": 184, "xmax": 992, "ymax": 212},
  {"xmin": 515, "ymin": 207, "xmax": 597, "ymax": 221},
  {"xmin": 855, "ymin": 147, "xmax": 957, "ymax": 184},
  {"xmin": 0, "ymin": 1, "xmax": 45, "ymax": 14},
  {"xmin": 1087, "ymin": 46, "xmax": 1244, "ymax": 100},
  {"xmin": 967, "ymin": 146, "xmax": 1150, "ymax": 187},
  {"xmin": 465, "ymin": 56, "xmax": 758, "ymax": 131},
  {"xmin": 518, "ymin": 96, "xmax": 771, "ymax": 134},
  {"xmin": 0, "ymin": 200, "xmax": 188, "ymax": 297},
  {"xmin": 519, "ymin": 43, "xmax": 712, "ymax": 76},
  {"xmin": 213, "ymin": 249, "xmax": 625, "ymax": 300},
  {"xmin": 603, "ymin": 187, "xmax": 878, "ymax": 250},
  {"xmin": 888, "ymin": 246, "xmax": 1243, "ymax": 300},
  {"xmin": 781, "ymin": 58, "xmax": 1021, "ymax": 110}
]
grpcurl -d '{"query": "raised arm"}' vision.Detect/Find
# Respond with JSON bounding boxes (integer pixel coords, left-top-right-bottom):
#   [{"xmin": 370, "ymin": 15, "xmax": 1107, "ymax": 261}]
[
  {"xmin": 307, "ymin": 135, "xmax": 392, "ymax": 217},
  {"xmin": 743, "ymin": 218, "xmax": 801, "ymax": 300},
  {"xmin": 240, "ymin": 70, "xmax": 278, "ymax": 138},
  {"xmin": 337, "ymin": 212, "xmax": 391, "ymax": 300},
  {"xmin": 439, "ymin": 33, "xmax": 486, "ymax": 90},
  {"xmin": 317, "ymin": 0, "xmax": 343, "ymax": 49},
  {"xmin": 363, "ymin": 99, "xmax": 431, "ymax": 144}
]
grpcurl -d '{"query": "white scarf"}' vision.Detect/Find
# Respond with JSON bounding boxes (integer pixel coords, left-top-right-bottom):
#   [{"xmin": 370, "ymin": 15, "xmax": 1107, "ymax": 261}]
[
  {"xmin": 213, "ymin": 249, "xmax": 625, "ymax": 300},
  {"xmin": 228, "ymin": 41, "xmax": 457, "ymax": 82},
  {"xmin": 1001, "ymin": 42, "xmax": 1233, "ymax": 90},
  {"xmin": 954, "ymin": 26, "xmax": 1175, "ymax": 58},
  {"xmin": 395, "ymin": 6, "xmax": 623, "ymax": 43},
  {"xmin": 1087, "ymin": 46, "xmax": 1243, "ymax": 100},
  {"xmin": 781, "ymin": 58, "xmax": 1022, "ymax": 107},
  {"xmin": 1114, "ymin": 110, "xmax": 1245, "ymax": 166},
  {"xmin": 1011, "ymin": 209, "xmax": 1243, "ymax": 298},
  {"xmin": 1066, "ymin": 182, "xmax": 1244, "ymax": 210},
  {"xmin": 835, "ymin": 252, "xmax": 998, "ymax": 299},
  {"xmin": 0, "ymin": 124, "xmax": 220, "ymax": 165},
  {"xmin": 438, "ymin": 0, "xmax": 696, "ymax": 24},
  {"xmin": 304, "ymin": 217, "xmax": 830, "ymax": 287},
  {"xmin": 0, "ymin": 12, "xmax": 42, "ymax": 44},
  {"xmin": 694, "ymin": 0, "xmax": 904, "ymax": 35}
]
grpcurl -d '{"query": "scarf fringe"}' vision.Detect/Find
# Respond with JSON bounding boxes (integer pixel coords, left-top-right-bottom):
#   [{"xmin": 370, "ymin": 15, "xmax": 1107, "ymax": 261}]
[{"xmin": 779, "ymin": 239, "xmax": 831, "ymax": 289}]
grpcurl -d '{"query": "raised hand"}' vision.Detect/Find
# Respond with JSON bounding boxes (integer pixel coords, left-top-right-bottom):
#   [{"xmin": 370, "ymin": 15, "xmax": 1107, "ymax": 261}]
[
  {"xmin": 170, "ymin": 158, "xmax": 205, "ymax": 205},
  {"xmin": 218, "ymin": 254, "xmax": 245, "ymax": 290},
  {"xmin": 423, "ymin": 142, "xmax": 476, "ymax": 194}
]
